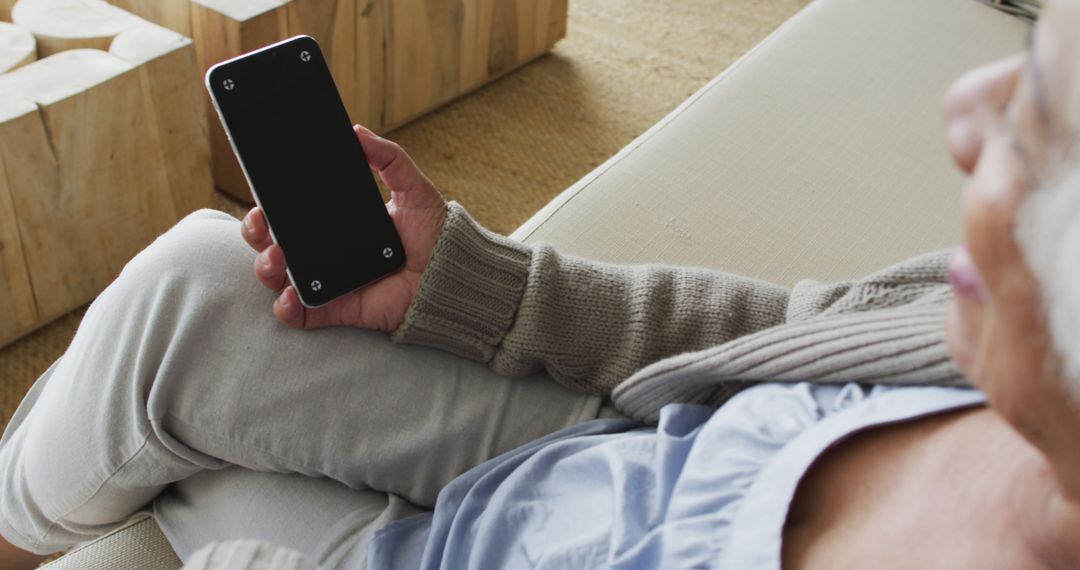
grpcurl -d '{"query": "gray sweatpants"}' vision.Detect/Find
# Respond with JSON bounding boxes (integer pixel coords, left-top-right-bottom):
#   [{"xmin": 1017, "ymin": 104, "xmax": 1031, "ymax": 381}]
[{"xmin": 0, "ymin": 209, "xmax": 604, "ymax": 567}]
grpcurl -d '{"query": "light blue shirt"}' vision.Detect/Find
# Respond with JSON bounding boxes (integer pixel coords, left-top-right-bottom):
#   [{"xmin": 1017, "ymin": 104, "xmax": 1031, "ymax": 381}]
[{"xmin": 368, "ymin": 382, "xmax": 985, "ymax": 569}]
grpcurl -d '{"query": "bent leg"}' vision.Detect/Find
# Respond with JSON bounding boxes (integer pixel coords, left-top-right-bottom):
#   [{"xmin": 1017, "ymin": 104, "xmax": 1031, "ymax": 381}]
[
  {"xmin": 0, "ymin": 209, "xmax": 600, "ymax": 554},
  {"xmin": 156, "ymin": 466, "xmax": 423, "ymax": 568}
]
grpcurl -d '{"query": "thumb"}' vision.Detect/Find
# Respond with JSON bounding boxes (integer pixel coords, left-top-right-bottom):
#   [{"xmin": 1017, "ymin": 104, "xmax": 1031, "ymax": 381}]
[{"xmin": 354, "ymin": 125, "xmax": 442, "ymax": 207}]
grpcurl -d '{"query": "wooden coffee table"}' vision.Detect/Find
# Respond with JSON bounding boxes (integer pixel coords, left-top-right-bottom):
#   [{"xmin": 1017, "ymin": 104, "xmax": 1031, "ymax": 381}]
[
  {"xmin": 0, "ymin": 4, "xmax": 214, "ymax": 348},
  {"xmin": 0, "ymin": 0, "xmax": 567, "ymax": 348},
  {"xmin": 117, "ymin": 0, "xmax": 571, "ymax": 201}
]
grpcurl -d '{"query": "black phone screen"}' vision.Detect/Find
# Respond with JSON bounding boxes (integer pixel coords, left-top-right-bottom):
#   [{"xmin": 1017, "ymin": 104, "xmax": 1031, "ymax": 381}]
[{"xmin": 206, "ymin": 36, "xmax": 404, "ymax": 307}]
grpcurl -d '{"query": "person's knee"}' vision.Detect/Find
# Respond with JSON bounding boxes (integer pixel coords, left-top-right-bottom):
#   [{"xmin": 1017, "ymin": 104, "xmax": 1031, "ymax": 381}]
[
  {"xmin": 121, "ymin": 209, "xmax": 250, "ymax": 288},
  {"xmin": 145, "ymin": 208, "xmax": 246, "ymax": 267},
  {"xmin": 94, "ymin": 208, "xmax": 260, "ymax": 318}
]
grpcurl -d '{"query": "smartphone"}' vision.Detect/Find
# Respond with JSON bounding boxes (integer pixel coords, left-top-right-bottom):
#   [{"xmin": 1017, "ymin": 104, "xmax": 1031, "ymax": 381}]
[{"xmin": 205, "ymin": 35, "xmax": 405, "ymax": 308}]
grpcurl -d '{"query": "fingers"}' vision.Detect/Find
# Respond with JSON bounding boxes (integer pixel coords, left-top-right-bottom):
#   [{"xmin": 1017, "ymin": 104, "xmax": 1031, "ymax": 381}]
[
  {"xmin": 273, "ymin": 286, "xmax": 344, "ymax": 330},
  {"xmin": 354, "ymin": 123, "xmax": 377, "ymax": 138},
  {"xmin": 273, "ymin": 286, "xmax": 306, "ymax": 329},
  {"xmin": 243, "ymin": 207, "xmax": 288, "ymax": 291},
  {"xmin": 241, "ymin": 207, "xmax": 273, "ymax": 252},
  {"xmin": 253, "ymin": 243, "xmax": 288, "ymax": 291},
  {"xmin": 354, "ymin": 125, "xmax": 444, "ymax": 208}
]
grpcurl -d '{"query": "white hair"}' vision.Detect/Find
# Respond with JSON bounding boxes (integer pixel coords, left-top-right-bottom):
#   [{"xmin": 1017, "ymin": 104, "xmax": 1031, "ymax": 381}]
[
  {"xmin": 1016, "ymin": 158, "xmax": 1080, "ymax": 395},
  {"xmin": 1015, "ymin": 0, "xmax": 1080, "ymax": 395}
]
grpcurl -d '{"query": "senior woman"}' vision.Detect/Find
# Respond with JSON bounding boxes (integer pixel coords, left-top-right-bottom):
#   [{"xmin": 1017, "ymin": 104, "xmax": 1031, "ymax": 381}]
[{"xmin": 2, "ymin": 0, "xmax": 1079, "ymax": 567}]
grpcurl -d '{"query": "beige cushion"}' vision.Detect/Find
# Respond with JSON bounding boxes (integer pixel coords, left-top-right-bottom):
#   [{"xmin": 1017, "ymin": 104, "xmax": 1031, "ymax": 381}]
[
  {"xmin": 40, "ymin": 515, "xmax": 180, "ymax": 570},
  {"xmin": 512, "ymin": 0, "xmax": 1030, "ymax": 287}
]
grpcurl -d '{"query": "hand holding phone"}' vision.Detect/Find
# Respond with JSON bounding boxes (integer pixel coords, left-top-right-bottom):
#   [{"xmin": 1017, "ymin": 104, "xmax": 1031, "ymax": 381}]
[
  {"xmin": 208, "ymin": 35, "xmax": 416, "ymax": 310},
  {"xmin": 208, "ymin": 35, "xmax": 447, "ymax": 330},
  {"xmin": 241, "ymin": 125, "xmax": 447, "ymax": 332}
]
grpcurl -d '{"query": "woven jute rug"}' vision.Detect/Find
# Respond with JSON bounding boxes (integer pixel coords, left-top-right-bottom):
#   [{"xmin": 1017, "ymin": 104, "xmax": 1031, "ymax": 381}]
[{"xmin": 0, "ymin": 0, "xmax": 811, "ymax": 437}]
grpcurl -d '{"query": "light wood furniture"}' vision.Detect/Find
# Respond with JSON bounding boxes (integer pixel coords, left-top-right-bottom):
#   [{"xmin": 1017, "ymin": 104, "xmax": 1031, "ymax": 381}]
[
  {"xmin": 0, "ymin": 21, "xmax": 35, "ymax": 72},
  {"xmin": 108, "ymin": 0, "xmax": 570, "ymax": 201},
  {"xmin": 0, "ymin": 2, "xmax": 213, "ymax": 348},
  {"xmin": 0, "ymin": 0, "xmax": 565, "ymax": 345}
]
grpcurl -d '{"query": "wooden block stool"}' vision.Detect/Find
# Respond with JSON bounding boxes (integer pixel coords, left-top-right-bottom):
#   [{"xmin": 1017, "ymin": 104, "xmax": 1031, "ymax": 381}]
[
  {"xmin": 0, "ymin": 0, "xmax": 214, "ymax": 348},
  {"xmin": 106, "ymin": 0, "xmax": 570, "ymax": 201}
]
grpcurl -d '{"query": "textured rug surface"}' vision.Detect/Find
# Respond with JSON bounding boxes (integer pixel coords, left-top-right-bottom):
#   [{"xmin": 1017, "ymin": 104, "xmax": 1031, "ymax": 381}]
[{"xmin": 1, "ymin": 0, "xmax": 810, "ymax": 438}]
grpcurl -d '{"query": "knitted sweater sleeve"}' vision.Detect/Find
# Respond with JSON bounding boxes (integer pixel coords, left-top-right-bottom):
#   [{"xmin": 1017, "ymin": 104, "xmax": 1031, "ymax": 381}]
[{"xmin": 391, "ymin": 202, "xmax": 793, "ymax": 396}]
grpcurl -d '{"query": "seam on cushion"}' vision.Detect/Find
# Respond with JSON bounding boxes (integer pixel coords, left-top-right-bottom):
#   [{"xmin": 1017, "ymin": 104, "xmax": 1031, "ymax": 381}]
[{"xmin": 514, "ymin": 2, "xmax": 813, "ymax": 243}]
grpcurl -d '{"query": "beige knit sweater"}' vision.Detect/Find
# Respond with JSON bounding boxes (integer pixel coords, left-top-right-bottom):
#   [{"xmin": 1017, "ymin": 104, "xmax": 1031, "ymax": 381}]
[{"xmin": 392, "ymin": 202, "xmax": 966, "ymax": 423}]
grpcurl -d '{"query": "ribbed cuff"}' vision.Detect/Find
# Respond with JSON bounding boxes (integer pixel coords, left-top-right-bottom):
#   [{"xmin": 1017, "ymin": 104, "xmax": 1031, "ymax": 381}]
[{"xmin": 391, "ymin": 202, "xmax": 532, "ymax": 362}]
